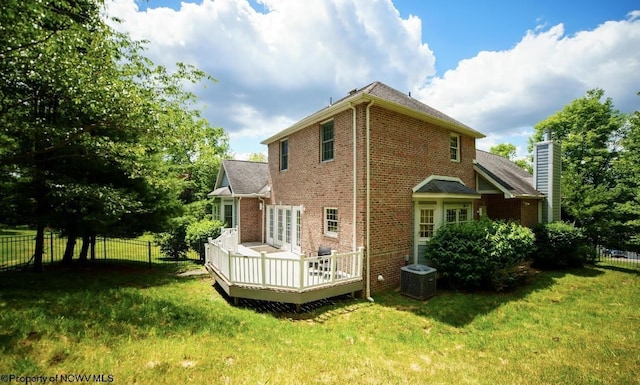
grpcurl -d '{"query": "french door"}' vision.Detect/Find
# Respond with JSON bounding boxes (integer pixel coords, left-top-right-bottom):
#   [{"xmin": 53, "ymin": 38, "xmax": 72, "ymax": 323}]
[{"xmin": 267, "ymin": 205, "xmax": 302, "ymax": 253}]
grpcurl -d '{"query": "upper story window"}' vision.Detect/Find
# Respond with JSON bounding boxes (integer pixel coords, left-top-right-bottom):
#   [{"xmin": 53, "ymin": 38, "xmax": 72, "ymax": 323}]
[
  {"xmin": 450, "ymin": 133, "xmax": 460, "ymax": 162},
  {"xmin": 324, "ymin": 207, "xmax": 338, "ymax": 237},
  {"xmin": 280, "ymin": 139, "xmax": 288, "ymax": 171},
  {"xmin": 320, "ymin": 120, "xmax": 334, "ymax": 162}
]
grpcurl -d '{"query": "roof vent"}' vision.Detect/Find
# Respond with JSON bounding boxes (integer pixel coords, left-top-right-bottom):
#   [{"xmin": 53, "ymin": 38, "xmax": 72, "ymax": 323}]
[{"xmin": 348, "ymin": 88, "xmax": 358, "ymax": 95}]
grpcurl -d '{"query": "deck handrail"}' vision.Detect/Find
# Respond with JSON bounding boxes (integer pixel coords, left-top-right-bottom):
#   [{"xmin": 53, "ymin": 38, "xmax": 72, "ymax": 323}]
[{"xmin": 205, "ymin": 242, "xmax": 364, "ymax": 291}]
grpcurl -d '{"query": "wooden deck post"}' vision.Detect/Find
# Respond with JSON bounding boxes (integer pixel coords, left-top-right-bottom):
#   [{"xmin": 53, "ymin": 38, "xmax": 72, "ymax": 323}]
[
  {"xmin": 299, "ymin": 254, "xmax": 306, "ymax": 289},
  {"xmin": 330, "ymin": 250, "xmax": 337, "ymax": 283},
  {"xmin": 260, "ymin": 251, "xmax": 267, "ymax": 287}
]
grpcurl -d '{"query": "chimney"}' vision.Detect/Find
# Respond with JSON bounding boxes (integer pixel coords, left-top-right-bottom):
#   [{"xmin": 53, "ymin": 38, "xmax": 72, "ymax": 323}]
[{"xmin": 534, "ymin": 141, "xmax": 561, "ymax": 223}]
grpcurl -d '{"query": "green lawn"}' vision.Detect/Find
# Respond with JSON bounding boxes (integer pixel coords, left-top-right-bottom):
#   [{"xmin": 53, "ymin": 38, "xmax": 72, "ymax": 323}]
[{"xmin": 0, "ymin": 263, "xmax": 638, "ymax": 384}]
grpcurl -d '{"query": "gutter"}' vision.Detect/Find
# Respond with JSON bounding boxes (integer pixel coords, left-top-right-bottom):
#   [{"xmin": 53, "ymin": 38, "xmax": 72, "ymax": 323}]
[
  {"xmin": 261, "ymin": 93, "xmax": 484, "ymax": 145},
  {"xmin": 257, "ymin": 195, "xmax": 265, "ymax": 244},
  {"xmin": 365, "ymin": 99, "xmax": 374, "ymax": 302}
]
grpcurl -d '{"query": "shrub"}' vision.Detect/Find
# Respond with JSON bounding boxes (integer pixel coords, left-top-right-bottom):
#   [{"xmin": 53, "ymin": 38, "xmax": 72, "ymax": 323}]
[
  {"xmin": 486, "ymin": 221, "xmax": 535, "ymax": 290},
  {"xmin": 425, "ymin": 218, "xmax": 534, "ymax": 291},
  {"xmin": 155, "ymin": 216, "xmax": 193, "ymax": 259},
  {"xmin": 185, "ymin": 219, "xmax": 223, "ymax": 259},
  {"xmin": 532, "ymin": 221, "xmax": 594, "ymax": 269}
]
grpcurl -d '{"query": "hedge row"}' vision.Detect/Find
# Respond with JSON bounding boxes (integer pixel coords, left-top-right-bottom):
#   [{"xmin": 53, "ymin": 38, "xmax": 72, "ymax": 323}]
[{"xmin": 425, "ymin": 219, "xmax": 594, "ymax": 292}]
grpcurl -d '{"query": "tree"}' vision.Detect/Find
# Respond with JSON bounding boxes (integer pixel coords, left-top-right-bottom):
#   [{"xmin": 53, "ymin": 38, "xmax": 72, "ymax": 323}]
[
  {"xmin": 489, "ymin": 143, "xmax": 532, "ymax": 173},
  {"xmin": 0, "ymin": 0, "xmax": 229, "ymax": 269},
  {"xmin": 529, "ymin": 89, "xmax": 627, "ymax": 246},
  {"xmin": 611, "ymin": 95, "xmax": 640, "ymax": 250},
  {"xmin": 247, "ymin": 152, "xmax": 268, "ymax": 162}
]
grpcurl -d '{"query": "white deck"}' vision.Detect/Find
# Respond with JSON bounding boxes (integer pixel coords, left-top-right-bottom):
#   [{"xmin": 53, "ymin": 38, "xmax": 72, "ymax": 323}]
[{"xmin": 204, "ymin": 230, "xmax": 364, "ymax": 305}]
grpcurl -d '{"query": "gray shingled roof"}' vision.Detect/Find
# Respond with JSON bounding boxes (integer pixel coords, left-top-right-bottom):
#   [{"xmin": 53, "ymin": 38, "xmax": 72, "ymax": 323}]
[
  {"xmin": 262, "ymin": 81, "xmax": 484, "ymax": 144},
  {"xmin": 209, "ymin": 160, "xmax": 270, "ymax": 197},
  {"xmin": 336, "ymin": 81, "xmax": 479, "ymax": 134},
  {"xmin": 475, "ymin": 150, "xmax": 542, "ymax": 198},
  {"xmin": 414, "ymin": 179, "xmax": 480, "ymax": 195}
]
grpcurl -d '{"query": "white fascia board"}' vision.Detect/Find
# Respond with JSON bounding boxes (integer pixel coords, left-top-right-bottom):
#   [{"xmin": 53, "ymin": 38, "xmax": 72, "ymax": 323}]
[
  {"xmin": 262, "ymin": 93, "xmax": 485, "ymax": 145},
  {"xmin": 473, "ymin": 165, "xmax": 515, "ymax": 199},
  {"xmin": 412, "ymin": 193, "xmax": 482, "ymax": 200},
  {"xmin": 412, "ymin": 175, "xmax": 465, "ymax": 193}
]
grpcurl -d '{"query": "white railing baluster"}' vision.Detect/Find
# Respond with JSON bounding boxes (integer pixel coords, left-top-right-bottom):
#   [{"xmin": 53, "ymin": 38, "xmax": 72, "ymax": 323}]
[{"xmin": 206, "ymin": 241, "xmax": 364, "ymax": 291}]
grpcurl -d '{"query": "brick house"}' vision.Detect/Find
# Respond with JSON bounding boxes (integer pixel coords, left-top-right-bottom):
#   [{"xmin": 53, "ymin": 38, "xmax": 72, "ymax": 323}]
[
  {"xmin": 209, "ymin": 81, "xmax": 559, "ymax": 296},
  {"xmin": 208, "ymin": 160, "xmax": 270, "ymax": 244}
]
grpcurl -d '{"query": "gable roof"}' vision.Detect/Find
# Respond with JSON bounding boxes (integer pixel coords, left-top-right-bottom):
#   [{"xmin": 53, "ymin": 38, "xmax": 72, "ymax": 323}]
[
  {"xmin": 474, "ymin": 150, "xmax": 543, "ymax": 199},
  {"xmin": 208, "ymin": 159, "xmax": 270, "ymax": 198},
  {"xmin": 262, "ymin": 81, "xmax": 485, "ymax": 145},
  {"xmin": 412, "ymin": 175, "xmax": 481, "ymax": 199},
  {"xmin": 415, "ymin": 179, "xmax": 479, "ymax": 195}
]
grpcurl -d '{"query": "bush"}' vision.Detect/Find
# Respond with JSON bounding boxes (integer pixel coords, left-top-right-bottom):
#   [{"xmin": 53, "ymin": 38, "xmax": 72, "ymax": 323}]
[
  {"xmin": 425, "ymin": 218, "xmax": 534, "ymax": 291},
  {"xmin": 185, "ymin": 219, "xmax": 223, "ymax": 259},
  {"xmin": 532, "ymin": 222, "xmax": 594, "ymax": 269},
  {"xmin": 155, "ymin": 216, "xmax": 193, "ymax": 259}
]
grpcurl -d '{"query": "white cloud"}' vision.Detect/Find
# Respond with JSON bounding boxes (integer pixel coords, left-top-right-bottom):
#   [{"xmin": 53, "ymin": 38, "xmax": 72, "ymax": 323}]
[
  {"xmin": 106, "ymin": 1, "xmax": 640, "ymax": 158},
  {"xmin": 416, "ymin": 13, "xmax": 640, "ymax": 138},
  {"xmin": 106, "ymin": 0, "xmax": 435, "ymax": 147}
]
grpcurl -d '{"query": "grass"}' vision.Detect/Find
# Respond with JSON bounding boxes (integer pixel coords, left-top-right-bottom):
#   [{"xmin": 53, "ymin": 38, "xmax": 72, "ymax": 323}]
[{"xmin": 0, "ymin": 262, "xmax": 638, "ymax": 384}]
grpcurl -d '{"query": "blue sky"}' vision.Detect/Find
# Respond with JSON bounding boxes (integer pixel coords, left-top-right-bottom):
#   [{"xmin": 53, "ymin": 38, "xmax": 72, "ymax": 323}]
[{"xmin": 109, "ymin": 0, "xmax": 640, "ymax": 159}]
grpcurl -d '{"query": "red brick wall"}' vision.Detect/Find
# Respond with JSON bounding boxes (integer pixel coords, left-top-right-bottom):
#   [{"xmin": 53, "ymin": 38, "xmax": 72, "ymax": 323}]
[
  {"xmin": 268, "ymin": 107, "xmax": 362, "ymax": 255},
  {"xmin": 367, "ymin": 105, "xmax": 476, "ymax": 291},
  {"xmin": 239, "ymin": 197, "xmax": 263, "ymax": 243},
  {"xmin": 268, "ymin": 102, "xmax": 477, "ymax": 292}
]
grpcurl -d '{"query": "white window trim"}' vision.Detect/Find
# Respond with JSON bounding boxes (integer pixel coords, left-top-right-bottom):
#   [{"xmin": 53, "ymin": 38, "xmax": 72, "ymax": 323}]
[
  {"xmin": 450, "ymin": 133, "xmax": 460, "ymax": 162},
  {"xmin": 324, "ymin": 207, "xmax": 339, "ymax": 238}
]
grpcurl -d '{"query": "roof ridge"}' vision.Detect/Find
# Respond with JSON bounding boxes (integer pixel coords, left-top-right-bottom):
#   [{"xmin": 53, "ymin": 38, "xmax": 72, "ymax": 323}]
[{"xmin": 224, "ymin": 159, "xmax": 268, "ymax": 164}]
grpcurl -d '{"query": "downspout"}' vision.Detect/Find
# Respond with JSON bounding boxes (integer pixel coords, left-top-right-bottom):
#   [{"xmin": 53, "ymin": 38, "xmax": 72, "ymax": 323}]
[
  {"xmin": 350, "ymin": 102, "xmax": 357, "ymax": 252},
  {"xmin": 237, "ymin": 197, "xmax": 241, "ymax": 242},
  {"xmin": 257, "ymin": 195, "xmax": 265, "ymax": 244},
  {"xmin": 365, "ymin": 100, "xmax": 374, "ymax": 302}
]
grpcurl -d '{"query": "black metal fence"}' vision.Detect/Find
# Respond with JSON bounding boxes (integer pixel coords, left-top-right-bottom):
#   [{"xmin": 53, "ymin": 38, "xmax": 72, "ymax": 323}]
[
  {"xmin": 595, "ymin": 247, "xmax": 640, "ymax": 268},
  {"xmin": 0, "ymin": 233, "xmax": 202, "ymax": 272}
]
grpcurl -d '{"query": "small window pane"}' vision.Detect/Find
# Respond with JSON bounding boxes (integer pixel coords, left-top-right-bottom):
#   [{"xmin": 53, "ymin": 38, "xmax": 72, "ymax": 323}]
[
  {"xmin": 296, "ymin": 210, "xmax": 301, "ymax": 247},
  {"xmin": 446, "ymin": 209, "xmax": 457, "ymax": 223},
  {"xmin": 321, "ymin": 121, "xmax": 334, "ymax": 161},
  {"xmin": 224, "ymin": 204, "xmax": 233, "ymax": 227},
  {"xmin": 419, "ymin": 208, "xmax": 434, "ymax": 238},
  {"xmin": 280, "ymin": 140, "xmax": 288, "ymax": 170},
  {"xmin": 450, "ymin": 134, "xmax": 459, "ymax": 161},
  {"xmin": 459, "ymin": 208, "xmax": 469, "ymax": 223},
  {"xmin": 325, "ymin": 208, "xmax": 338, "ymax": 234},
  {"xmin": 285, "ymin": 209, "xmax": 291, "ymax": 243}
]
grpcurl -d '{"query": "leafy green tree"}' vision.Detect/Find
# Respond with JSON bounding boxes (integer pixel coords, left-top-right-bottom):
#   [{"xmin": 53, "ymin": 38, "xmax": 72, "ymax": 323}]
[
  {"xmin": 247, "ymin": 152, "xmax": 268, "ymax": 162},
  {"xmin": 611, "ymin": 95, "xmax": 640, "ymax": 249},
  {"xmin": 529, "ymin": 89, "xmax": 626, "ymax": 246},
  {"xmin": 0, "ymin": 0, "xmax": 229, "ymax": 269},
  {"xmin": 489, "ymin": 143, "xmax": 532, "ymax": 173}
]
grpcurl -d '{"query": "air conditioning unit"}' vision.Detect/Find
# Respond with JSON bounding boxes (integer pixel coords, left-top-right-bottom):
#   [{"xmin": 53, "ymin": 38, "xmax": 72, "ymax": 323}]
[{"xmin": 400, "ymin": 264, "xmax": 437, "ymax": 300}]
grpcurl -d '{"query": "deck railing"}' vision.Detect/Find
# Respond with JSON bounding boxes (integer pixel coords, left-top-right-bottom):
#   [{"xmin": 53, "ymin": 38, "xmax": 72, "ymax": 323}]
[{"xmin": 205, "ymin": 237, "xmax": 363, "ymax": 291}]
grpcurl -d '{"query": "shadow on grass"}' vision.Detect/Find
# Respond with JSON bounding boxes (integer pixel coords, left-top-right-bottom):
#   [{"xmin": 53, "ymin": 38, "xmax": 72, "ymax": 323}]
[
  {"xmin": 211, "ymin": 283, "xmax": 361, "ymax": 320},
  {"xmin": 0, "ymin": 262, "xmax": 248, "ymax": 358},
  {"xmin": 596, "ymin": 263, "xmax": 640, "ymax": 276},
  {"xmin": 155, "ymin": 256, "xmax": 202, "ymax": 264},
  {"xmin": 374, "ymin": 266, "xmax": 605, "ymax": 328}
]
